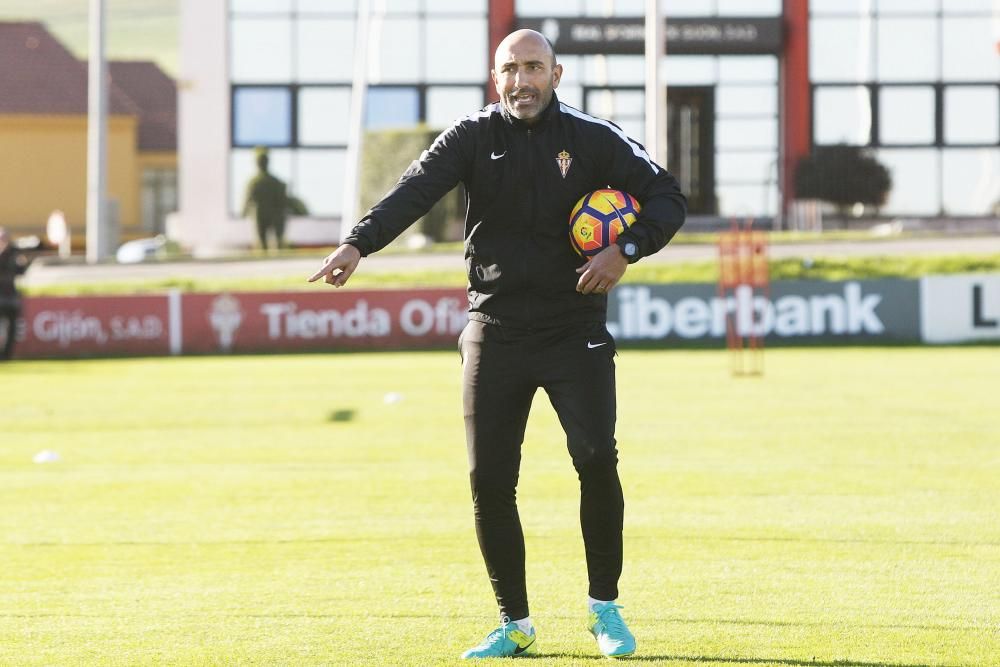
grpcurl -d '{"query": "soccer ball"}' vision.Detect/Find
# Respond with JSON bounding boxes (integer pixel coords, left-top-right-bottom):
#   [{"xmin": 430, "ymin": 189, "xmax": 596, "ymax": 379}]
[{"xmin": 568, "ymin": 189, "xmax": 641, "ymax": 258}]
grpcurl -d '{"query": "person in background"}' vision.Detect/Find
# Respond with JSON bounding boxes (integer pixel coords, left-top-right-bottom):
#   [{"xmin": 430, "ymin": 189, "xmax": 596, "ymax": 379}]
[
  {"xmin": 0, "ymin": 227, "xmax": 33, "ymax": 360},
  {"xmin": 242, "ymin": 147, "xmax": 290, "ymax": 252}
]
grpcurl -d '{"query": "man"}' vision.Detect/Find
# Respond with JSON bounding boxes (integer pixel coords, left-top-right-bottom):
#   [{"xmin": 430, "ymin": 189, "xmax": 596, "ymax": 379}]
[
  {"xmin": 0, "ymin": 227, "xmax": 32, "ymax": 360},
  {"xmin": 309, "ymin": 30, "xmax": 686, "ymax": 659},
  {"xmin": 242, "ymin": 147, "xmax": 290, "ymax": 251}
]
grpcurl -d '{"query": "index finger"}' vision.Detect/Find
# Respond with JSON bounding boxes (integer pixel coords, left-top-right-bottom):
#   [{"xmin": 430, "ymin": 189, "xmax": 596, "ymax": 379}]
[{"xmin": 307, "ymin": 262, "xmax": 332, "ymax": 282}]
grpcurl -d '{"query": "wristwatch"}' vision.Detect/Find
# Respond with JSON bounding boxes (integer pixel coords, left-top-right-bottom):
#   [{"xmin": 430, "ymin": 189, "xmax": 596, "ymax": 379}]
[{"xmin": 616, "ymin": 238, "xmax": 639, "ymax": 264}]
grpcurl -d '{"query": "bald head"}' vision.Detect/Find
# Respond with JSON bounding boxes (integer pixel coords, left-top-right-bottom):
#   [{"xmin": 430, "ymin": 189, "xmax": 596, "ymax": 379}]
[
  {"xmin": 494, "ymin": 29, "xmax": 556, "ymax": 70},
  {"xmin": 491, "ymin": 29, "xmax": 563, "ymax": 125}
]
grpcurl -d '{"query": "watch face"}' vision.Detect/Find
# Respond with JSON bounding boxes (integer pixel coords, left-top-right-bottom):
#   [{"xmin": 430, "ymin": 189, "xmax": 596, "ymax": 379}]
[{"xmin": 624, "ymin": 242, "xmax": 637, "ymax": 257}]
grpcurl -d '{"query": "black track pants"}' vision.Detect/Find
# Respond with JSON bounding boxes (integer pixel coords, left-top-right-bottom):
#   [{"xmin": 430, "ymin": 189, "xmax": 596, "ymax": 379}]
[
  {"xmin": 459, "ymin": 320, "xmax": 624, "ymax": 621},
  {"xmin": 0, "ymin": 303, "xmax": 20, "ymax": 360}
]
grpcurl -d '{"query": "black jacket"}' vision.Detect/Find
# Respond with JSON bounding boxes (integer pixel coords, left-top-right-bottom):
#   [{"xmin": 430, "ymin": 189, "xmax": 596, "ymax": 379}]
[
  {"xmin": 345, "ymin": 94, "xmax": 687, "ymax": 328},
  {"xmin": 0, "ymin": 245, "xmax": 31, "ymax": 304}
]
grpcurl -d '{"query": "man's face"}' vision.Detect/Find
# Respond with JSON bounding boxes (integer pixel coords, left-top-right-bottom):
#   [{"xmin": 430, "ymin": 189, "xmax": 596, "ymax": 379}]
[{"xmin": 491, "ymin": 33, "xmax": 562, "ymax": 125}]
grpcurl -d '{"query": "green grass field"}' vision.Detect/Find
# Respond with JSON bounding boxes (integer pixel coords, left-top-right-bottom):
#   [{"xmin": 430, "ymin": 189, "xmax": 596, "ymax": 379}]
[
  {"xmin": 2, "ymin": 348, "xmax": 998, "ymax": 666},
  {"xmin": 23, "ymin": 253, "xmax": 1000, "ymax": 296}
]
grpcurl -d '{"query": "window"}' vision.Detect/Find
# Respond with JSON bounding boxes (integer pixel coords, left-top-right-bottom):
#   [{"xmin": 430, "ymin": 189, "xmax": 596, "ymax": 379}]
[
  {"xmin": 427, "ymin": 0, "xmax": 486, "ymax": 11},
  {"xmin": 583, "ymin": 56, "xmax": 645, "ymax": 85},
  {"xmin": 942, "ymin": 0, "xmax": 995, "ymax": 9},
  {"xmin": 814, "ymin": 86, "xmax": 871, "ymax": 145},
  {"xmin": 877, "ymin": 149, "xmax": 940, "ymax": 215},
  {"xmin": 875, "ymin": 0, "xmax": 937, "ymax": 13},
  {"xmin": 876, "ymin": 18, "xmax": 937, "ymax": 81},
  {"xmin": 369, "ymin": 17, "xmax": 421, "ymax": 82},
  {"xmin": 228, "ymin": 1, "xmax": 488, "ymax": 218},
  {"xmin": 942, "ymin": 18, "xmax": 1000, "ymax": 82},
  {"xmin": 230, "ymin": 148, "xmax": 293, "ymax": 215},
  {"xmin": 141, "ymin": 169, "xmax": 178, "ymax": 234},
  {"xmin": 516, "ymin": 0, "xmax": 582, "ymax": 16},
  {"xmin": 717, "ymin": 85, "xmax": 776, "ymax": 116},
  {"xmin": 810, "ymin": 0, "xmax": 868, "ymax": 13},
  {"xmin": 811, "ymin": 2, "xmax": 1000, "ymax": 216},
  {"xmin": 233, "ymin": 87, "xmax": 292, "ymax": 146},
  {"xmin": 945, "ymin": 87, "xmax": 1000, "ymax": 145},
  {"xmin": 584, "ymin": 0, "xmax": 642, "ymax": 14},
  {"xmin": 298, "ymin": 87, "xmax": 350, "ymax": 145},
  {"xmin": 584, "ymin": 90, "xmax": 629, "ymax": 134},
  {"xmin": 366, "ymin": 87, "xmax": 421, "ymax": 129},
  {"xmin": 380, "ymin": 0, "xmax": 421, "ymax": 11},
  {"xmin": 558, "ymin": 85, "xmax": 583, "ymax": 109},
  {"xmin": 426, "ymin": 87, "xmax": 484, "ymax": 129},
  {"xmin": 426, "ymin": 18, "xmax": 486, "ymax": 83},
  {"xmin": 558, "ymin": 56, "xmax": 582, "ymax": 84},
  {"xmin": 294, "ymin": 150, "xmax": 346, "ymax": 217},
  {"xmin": 879, "ymin": 87, "xmax": 935, "ymax": 145},
  {"xmin": 230, "ymin": 18, "xmax": 292, "ymax": 83},
  {"xmin": 718, "ymin": 56, "xmax": 778, "ymax": 84},
  {"xmin": 609, "ymin": 89, "xmax": 644, "ymax": 117},
  {"xmin": 296, "ymin": 19, "xmax": 354, "ymax": 83},
  {"xmin": 716, "ymin": 152, "xmax": 775, "ymax": 184},
  {"xmin": 663, "ymin": 56, "xmax": 718, "ymax": 85},
  {"xmin": 231, "ymin": 0, "xmax": 291, "ymax": 12},
  {"xmin": 717, "ymin": 184, "xmax": 777, "ymax": 217},
  {"xmin": 659, "ymin": 0, "xmax": 714, "ymax": 16},
  {"xmin": 942, "ymin": 149, "xmax": 1000, "ymax": 216},
  {"xmin": 295, "ymin": 0, "xmax": 359, "ymax": 11},
  {"xmin": 604, "ymin": 56, "xmax": 647, "ymax": 85},
  {"xmin": 810, "ymin": 18, "xmax": 873, "ymax": 82},
  {"xmin": 716, "ymin": 118, "xmax": 778, "ymax": 150},
  {"xmin": 717, "ymin": 0, "xmax": 781, "ymax": 16}
]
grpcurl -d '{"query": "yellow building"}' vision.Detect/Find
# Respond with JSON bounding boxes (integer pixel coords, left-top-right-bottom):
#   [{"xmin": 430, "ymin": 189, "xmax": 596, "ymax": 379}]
[{"xmin": 0, "ymin": 22, "xmax": 176, "ymax": 245}]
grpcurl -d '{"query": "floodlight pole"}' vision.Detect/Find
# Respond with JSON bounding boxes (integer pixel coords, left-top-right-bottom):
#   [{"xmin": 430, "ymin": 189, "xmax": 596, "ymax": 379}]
[
  {"xmin": 86, "ymin": 0, "xmax": 109, "ymax": 263},
  {"xmin": 645, "ymin": 0, "xmax": 667, "ymax": 166},
  {"xmin": 340, "ymin": 0, "xmax": 374, "ymax": 243}
]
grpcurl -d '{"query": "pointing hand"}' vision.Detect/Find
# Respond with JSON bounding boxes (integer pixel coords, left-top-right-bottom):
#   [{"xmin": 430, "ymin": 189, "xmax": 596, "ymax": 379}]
[{"xmin": 308, "ymin": 243, "xmax": 362, "ymax": 288}]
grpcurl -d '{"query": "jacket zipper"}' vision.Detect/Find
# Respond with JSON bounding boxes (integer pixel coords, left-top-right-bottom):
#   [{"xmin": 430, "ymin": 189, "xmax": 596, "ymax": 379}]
[{"xmin": 525, "ymin": 128, "xmax": 535, "ymax": 326}]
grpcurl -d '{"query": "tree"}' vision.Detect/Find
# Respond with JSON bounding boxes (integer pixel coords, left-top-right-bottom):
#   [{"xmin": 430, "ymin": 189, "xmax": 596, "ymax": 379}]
[{"xmin": 794, "ymin": 144, "xmax": 892, "ymax": 217}]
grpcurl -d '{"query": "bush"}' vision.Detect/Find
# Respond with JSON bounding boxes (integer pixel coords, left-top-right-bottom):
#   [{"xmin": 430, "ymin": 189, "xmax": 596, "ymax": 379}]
[
  {"xmin": 360, "ymin": 127, "xmax": 465, "ymax": 243},
  {"xmin": 794, "ymin": 144, "xmax": 891, "ymax": 217}
]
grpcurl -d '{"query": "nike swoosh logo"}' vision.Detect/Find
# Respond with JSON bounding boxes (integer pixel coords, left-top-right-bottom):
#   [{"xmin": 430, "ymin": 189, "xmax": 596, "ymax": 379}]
[
  {"xmin": 490, "ymin": 151, "xmax": 506, "ymax": 160},
  {"xmin": 587, "ymin": 342, "xmax": 607, "ymax": 349},
  {"xmin": 513, "ymin": 638, "xmax": 535, "ymax": 655}
]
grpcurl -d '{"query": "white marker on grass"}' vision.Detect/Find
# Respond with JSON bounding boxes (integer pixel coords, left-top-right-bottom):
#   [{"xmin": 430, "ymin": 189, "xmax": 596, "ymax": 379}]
[{"xmin": 33, "ymin": 450, "xmax": 61, "ymax": 464}]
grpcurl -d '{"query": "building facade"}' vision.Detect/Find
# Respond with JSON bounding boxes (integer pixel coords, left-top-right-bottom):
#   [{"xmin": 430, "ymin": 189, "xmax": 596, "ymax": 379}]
[
  {"xmin": 0, "ymin": 22, "xmax": 177, "ymax": 243},
  {"xmin": 175, "ymin": 0, "xmax": 999, "ymax": 252}
]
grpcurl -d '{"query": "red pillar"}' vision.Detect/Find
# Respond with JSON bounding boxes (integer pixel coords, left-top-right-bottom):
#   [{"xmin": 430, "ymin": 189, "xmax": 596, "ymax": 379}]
[
  {"xmin": 780, "ymin": 0, "xmax": 811, "ymax": 221},
  {"xmin": 487, "ymin": 0, "xmax": 516, "ymax": 103}
]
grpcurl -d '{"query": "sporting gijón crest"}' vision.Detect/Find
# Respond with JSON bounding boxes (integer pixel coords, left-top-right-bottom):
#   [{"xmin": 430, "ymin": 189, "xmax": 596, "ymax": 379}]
[{"xmin": 556, "ymin": 150, "xmax": 572, "ymax": 178}]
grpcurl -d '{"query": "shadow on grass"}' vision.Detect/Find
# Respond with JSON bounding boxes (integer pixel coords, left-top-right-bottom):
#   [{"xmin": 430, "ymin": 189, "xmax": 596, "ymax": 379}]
[
  {"xmin": 327, "ymin": 408, "xmax": 356, "ymax": 422},
  {"xmin": 536, "ymin": 653, "xmax": 951, "ymax": 667},
  {"xmin": 627, "ymin": 534, "xmax": 1000, "ymax": 548},
  {"xmin": 633, "ymin": 617, "xmax": 989, "ymax": 634}
]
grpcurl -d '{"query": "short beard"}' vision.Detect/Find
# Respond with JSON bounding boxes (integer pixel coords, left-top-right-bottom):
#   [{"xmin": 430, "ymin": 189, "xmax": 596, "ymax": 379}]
[{"xmin": 504, "ymin": 88, "xmax": 551, "ymax": 122}]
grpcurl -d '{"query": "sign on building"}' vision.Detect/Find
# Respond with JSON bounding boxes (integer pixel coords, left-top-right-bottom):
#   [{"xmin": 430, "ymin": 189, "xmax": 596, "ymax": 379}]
[{"xmin": 518, "ymin": 17, "xmax": 784, "ymax": 55}]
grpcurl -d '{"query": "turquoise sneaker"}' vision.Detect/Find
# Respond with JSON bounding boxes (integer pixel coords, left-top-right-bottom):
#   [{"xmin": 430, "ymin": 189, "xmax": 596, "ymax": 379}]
[
  {"xmin": 588, "ymin": 602, "xmax": 636, "ymax": 658},
  {"xmin": 460, "ymin": 618, "xmax": 538, "ymax": 659}
]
